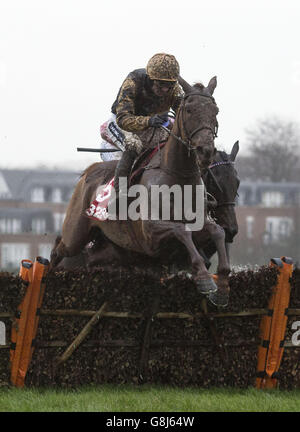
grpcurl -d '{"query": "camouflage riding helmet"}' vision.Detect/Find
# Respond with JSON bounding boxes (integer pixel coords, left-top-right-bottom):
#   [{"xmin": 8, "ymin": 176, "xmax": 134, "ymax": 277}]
[{"xmin": 146, "ymin": 53, "xmax": 180, "ymax": 82}]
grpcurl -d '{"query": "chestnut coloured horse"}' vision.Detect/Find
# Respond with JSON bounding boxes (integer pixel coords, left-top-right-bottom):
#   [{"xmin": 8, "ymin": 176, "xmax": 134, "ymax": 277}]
[{"xmin": 50, "ymin": 77, "xmax": 231, "ymax": 306}]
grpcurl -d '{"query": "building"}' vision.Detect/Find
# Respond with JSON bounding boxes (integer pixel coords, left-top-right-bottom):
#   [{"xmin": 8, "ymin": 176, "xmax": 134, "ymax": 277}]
[
  {"xmin": 0, "ymin": 169, "xmax": 79, "ymax": 270},
  {"xmin": 233, "ymin": 181, "xmax": 300, "ymax": 265}
]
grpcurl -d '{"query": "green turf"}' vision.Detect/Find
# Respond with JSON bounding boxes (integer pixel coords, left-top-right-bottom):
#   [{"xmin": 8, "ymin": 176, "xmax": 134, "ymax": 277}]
[{"xmin": 0, "ymin": 385, "xmax": 300, "ymax": 412}]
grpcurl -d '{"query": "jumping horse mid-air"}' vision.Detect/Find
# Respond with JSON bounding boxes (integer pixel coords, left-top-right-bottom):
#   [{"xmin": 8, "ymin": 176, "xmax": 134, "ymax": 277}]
[{"xmin": 50, "ymin": 76, "xmax": 231, "ymax": 307}]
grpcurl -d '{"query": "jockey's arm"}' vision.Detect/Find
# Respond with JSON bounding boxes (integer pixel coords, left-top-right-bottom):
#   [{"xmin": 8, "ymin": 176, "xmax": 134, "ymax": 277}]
[{"xmin": 115, "ymin": 78, "xmax": 151, "ymax": 132}]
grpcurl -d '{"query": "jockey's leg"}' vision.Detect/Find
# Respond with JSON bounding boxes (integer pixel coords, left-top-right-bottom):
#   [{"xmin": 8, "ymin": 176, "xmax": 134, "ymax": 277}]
[
  {"xmin": 113, "ymin": 149, "xmax": 137, "ymax": 198},
  {"xmin": 111, "ymin": 131, "xmax": 143, "ymax": 204}
]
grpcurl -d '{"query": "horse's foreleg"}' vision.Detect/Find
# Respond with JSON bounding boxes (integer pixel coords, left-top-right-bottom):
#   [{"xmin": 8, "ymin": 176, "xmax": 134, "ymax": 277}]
[
  {"xmin": 225, "ymin": 242, "xmax": 230, "ymax": 265},
  {"xmin": 204, "ymin": 222, "xmax": 230, "ymax": 307},
  {"xmin": 172, "ymin": 225, "xmax": 219, "ymax": 295},
  {"xmin": 205, "ymin": 223, "xmax": 230, "ymax": 277},
  {"xmin": 144, "ymin": 221, "xmax": 217, "ymax": 295}
]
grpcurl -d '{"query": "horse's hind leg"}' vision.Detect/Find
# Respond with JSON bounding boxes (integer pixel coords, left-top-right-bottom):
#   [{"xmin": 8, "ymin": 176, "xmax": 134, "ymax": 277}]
[
  {"xmin": 49, "ymin": 213, "xmax": 93, "ymax": 270},
  {"xmin": 50, "ymin": 237, "xmax": 72, "ymax": 270}
]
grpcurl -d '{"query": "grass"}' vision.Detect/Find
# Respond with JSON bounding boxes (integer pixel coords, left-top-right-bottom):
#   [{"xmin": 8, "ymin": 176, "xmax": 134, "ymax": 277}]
[{"xmin": 0, "ymin": 385, "xmax": 300, "ymax": 412}]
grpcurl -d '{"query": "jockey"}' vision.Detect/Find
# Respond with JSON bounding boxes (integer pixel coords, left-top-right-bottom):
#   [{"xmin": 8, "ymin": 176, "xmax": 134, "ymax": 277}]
[{"xmin": 105, "ymin": 53, "xmax": 183, "ymax": 201}]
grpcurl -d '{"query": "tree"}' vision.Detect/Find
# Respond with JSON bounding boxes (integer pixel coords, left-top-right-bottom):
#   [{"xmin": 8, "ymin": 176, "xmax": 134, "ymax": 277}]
[{"xmin": 245, "ymin": 116, "xmax": 300, "ymax": 182}]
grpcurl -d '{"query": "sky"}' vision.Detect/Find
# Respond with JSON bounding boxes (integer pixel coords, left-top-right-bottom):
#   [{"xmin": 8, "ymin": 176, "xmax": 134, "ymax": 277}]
[{"xmin": 0, "ymin": 0, "xmax": 300, "ymax": 171}]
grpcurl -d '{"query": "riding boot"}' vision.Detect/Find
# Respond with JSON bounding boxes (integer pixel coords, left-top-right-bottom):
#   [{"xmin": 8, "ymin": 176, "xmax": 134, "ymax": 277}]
[{"xmin": 110, "ymin": 150, "xmax": 137, "ymax": 205}]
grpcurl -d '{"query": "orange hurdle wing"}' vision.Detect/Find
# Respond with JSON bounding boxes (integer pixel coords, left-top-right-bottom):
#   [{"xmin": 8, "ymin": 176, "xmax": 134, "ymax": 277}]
[
  {"xmin": 10, "ymin": 260, "xmax": 33, "ymax": 386},
  {"xmin": 16, "ymin": 257, "xmax": 49, "ymax": 388}
]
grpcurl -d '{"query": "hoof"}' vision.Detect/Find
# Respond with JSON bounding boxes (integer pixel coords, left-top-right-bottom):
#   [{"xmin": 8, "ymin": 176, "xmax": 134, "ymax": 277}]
[
  {"xmin": 196, "ymin": 278, "xmax": 218, "ymax": 295},
  {"xmin": 208, "ymin": 289, "xmax": 229, "ymax": 308}
]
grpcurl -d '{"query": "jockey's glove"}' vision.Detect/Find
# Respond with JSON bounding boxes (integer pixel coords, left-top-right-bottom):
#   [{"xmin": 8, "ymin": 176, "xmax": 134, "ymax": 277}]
[{"xmin": 149, "ymin": 112, "xmax": 169, "ymax": 128}]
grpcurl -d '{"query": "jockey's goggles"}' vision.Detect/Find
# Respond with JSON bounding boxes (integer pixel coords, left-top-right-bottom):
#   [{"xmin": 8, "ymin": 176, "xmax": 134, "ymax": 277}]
[{"xmin": 153, "ymin": 80, "xmax": 176, "ymax": 90}]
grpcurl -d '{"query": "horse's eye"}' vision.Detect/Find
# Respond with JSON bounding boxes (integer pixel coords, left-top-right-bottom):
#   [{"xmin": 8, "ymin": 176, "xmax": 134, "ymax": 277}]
[{"xmin": 186, "ymin": 108, "xmax": 192, "ymax": 114}]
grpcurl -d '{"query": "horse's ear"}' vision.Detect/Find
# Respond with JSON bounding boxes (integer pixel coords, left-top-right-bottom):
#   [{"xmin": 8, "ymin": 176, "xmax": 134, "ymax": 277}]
[
  {"xmin": 230, "ymin": 141, "xmax": 239, "ymax": 161},
  {"xmin": 178, "ymin": 76, "xmax": 193, "ymax": 94},
  {"xmin": 206, "ymin": 76, "xmax": 217, "ymax": 96}
]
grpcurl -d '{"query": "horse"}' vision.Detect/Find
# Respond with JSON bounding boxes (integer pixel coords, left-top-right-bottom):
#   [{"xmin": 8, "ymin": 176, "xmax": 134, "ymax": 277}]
[
  {"xmin": 55, "ymin": 144, "xmax": 240, "ymax": 269},
  {"xmin": 53, "ymin": 144, "xmax": 240, "ymax": 306},
  {"xmin": 50, "ymin": 77, "xmax": 230, "ymax": 306},
  {"xmin": 201, "ymin": 141, "xmax": 240, "ymax": 265}
]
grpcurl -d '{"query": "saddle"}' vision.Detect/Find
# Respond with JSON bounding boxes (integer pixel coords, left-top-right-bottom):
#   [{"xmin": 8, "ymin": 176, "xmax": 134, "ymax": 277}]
[
  {"xmin": 84, "ymin": 140, "xmax": 167, "ymax": 186},
  {"xmin": 129, "ymin": 140, "xmax": 167, "ymax": 186},
  {"xmin": 85, "ymin": 141, "xmax": 167, "ymax": 222}
]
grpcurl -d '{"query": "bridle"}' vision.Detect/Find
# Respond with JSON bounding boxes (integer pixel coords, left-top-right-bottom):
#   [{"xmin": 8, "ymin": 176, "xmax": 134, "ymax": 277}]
[
  {"xmin": 162, "ymin": 91, "xmax": 219, "ymax": 155},
  {"xmin": 206, "ymin": 160, "xmax": 237, "ymax": 208},
  {"xmin": 181, "ymin": 92, "xmax": 219, "ymax": 143}
]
